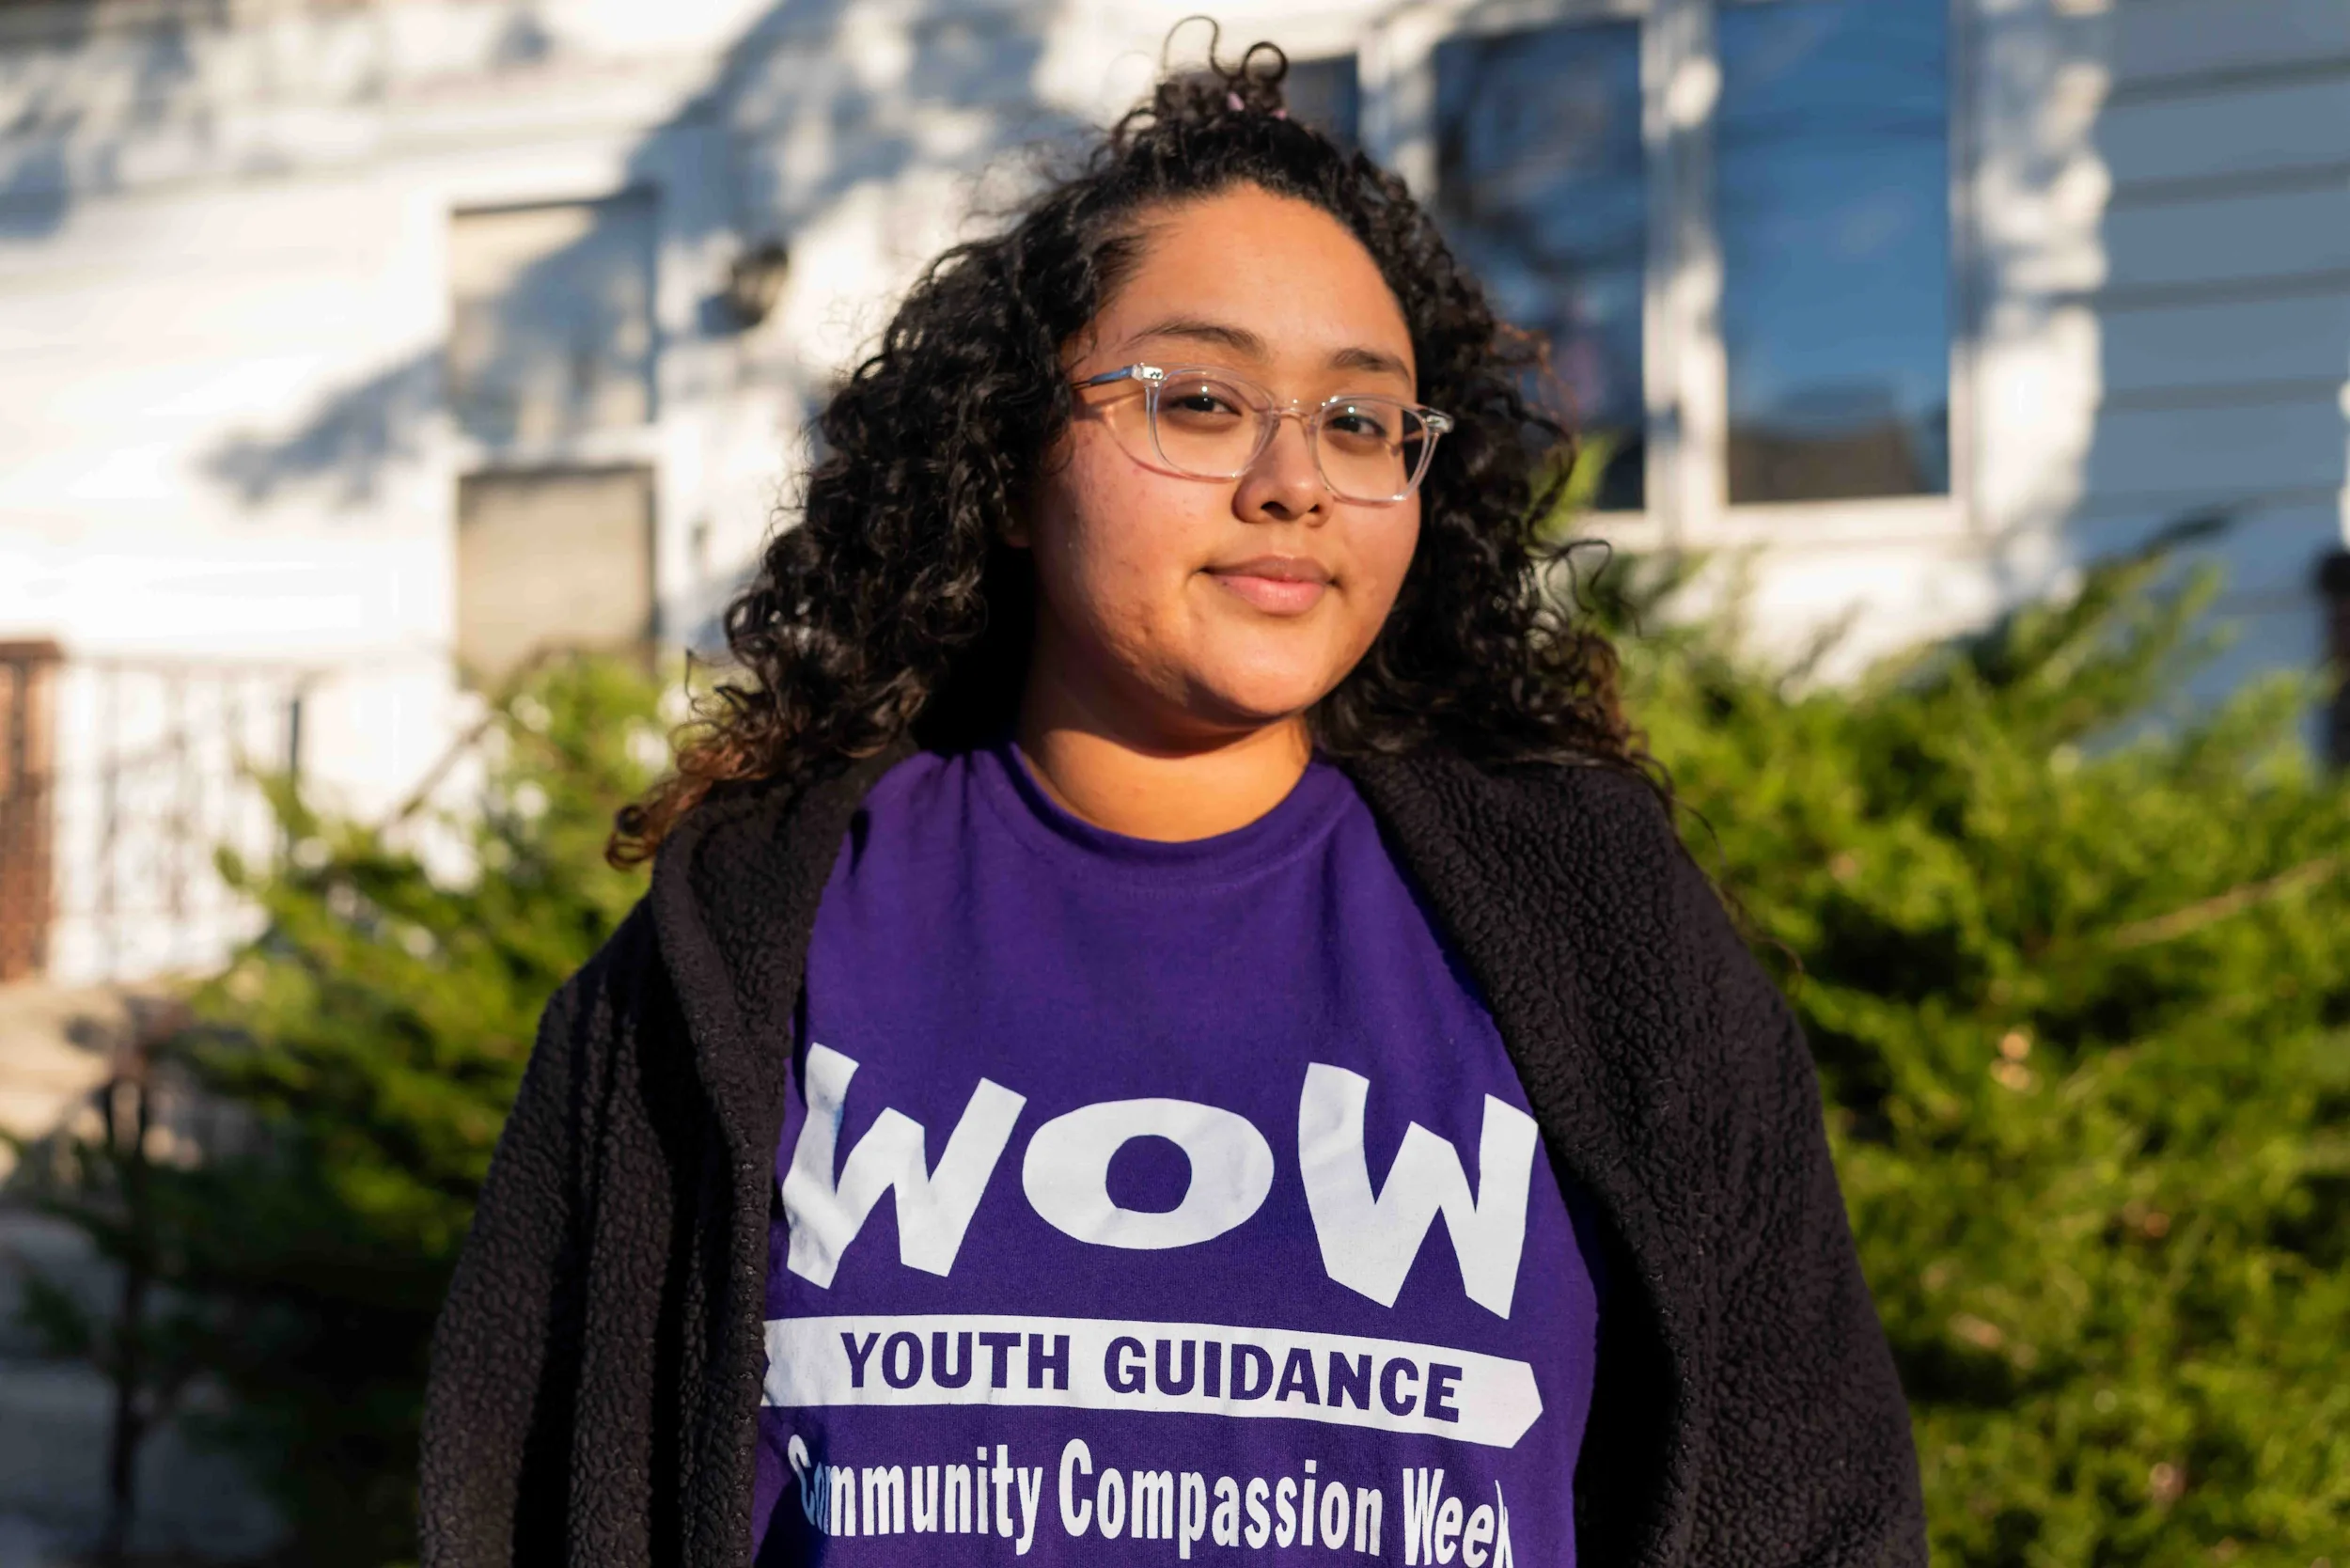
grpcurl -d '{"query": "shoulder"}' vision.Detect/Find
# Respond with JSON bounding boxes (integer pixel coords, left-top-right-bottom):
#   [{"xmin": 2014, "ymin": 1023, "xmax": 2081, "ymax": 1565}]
[
  {"xmin": 1348, "ymin": 745, "xmax": 1678, "ymax": 852},
  {"xmin": 1345, "ymin": 746, "xmax": 1782, "ymax": 1074},
  {"xmin": 650, "ymin": 744, "xmax": 918, "ymax": 959},
  {"xmin": 528, "ymin": 900, "xmax": 674, "ymax": 1080},
  {"xmin": 1345, "ymin": 747, "xmax": 1726, "ymax": 951}
]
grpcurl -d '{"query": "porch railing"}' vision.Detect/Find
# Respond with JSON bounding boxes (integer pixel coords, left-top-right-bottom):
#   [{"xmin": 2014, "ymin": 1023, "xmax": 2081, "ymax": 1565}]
[{"xmin": 0, "ymin": 647, "xmax": 314, "ymax": 985}]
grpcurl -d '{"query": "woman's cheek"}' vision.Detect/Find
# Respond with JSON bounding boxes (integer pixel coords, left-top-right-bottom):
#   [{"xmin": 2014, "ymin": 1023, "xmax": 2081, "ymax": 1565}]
[
  {"xmin": 1355, "ymin": 508, "xmax": 1421, "ymax": 625},
  {"xmin": 1090, "ymin": 494, "xmax": 1216, "ymax": 625},
  {"xmin": 1047, "ymin": 510, "xmax": 1197, "ymax": 682},
  {"xmin": 1057, "ymin": 445, "xmax": 1181, "ymax": 584}
]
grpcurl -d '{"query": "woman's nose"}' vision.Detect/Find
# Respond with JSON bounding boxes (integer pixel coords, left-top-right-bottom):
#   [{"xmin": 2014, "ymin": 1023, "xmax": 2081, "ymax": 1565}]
[{"xmin": 1236, "ymin": 413, "xmax": 1327, "ymax": 522}]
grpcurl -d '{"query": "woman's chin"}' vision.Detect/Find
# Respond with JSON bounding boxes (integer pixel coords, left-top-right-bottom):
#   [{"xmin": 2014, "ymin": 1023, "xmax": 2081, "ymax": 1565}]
[{"xmin": 1176, "ymin": 667, "xmax": 1341, "ymax": 733}]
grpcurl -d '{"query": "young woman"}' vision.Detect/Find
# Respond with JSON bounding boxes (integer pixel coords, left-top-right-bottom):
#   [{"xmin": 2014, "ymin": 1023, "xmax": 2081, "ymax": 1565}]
[{"xmin": 420, "ymin": 44, "xmax": 1923, "ymax": 1568}]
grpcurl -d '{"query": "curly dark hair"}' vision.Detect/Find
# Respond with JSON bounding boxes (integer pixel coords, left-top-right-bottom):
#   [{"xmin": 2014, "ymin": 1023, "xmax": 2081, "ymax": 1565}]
[{"xmin": 610, "ymin": 32, "xmax": 1652, "ymax": 866}]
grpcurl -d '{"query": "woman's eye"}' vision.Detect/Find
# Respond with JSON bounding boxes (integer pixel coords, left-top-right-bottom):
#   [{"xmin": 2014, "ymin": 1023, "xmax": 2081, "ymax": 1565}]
[
  {"xmin": 1326, "ymin": 406, "xmax": 1397, "ymax": 443},
  {"xmin": 1162, "ymin": 383, "xmax": 1246, "ymax": 420}
]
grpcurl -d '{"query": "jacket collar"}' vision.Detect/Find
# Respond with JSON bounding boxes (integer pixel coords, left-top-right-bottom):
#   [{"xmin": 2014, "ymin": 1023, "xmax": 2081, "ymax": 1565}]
[{"xmin": 647, "ymin": 739, "xmax": 919, "ymax": 1172}]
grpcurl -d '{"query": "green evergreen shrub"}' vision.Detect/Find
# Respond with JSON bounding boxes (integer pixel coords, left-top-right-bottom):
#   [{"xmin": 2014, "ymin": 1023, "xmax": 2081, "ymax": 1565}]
[
  {"xmin": 20, "ymin": 656, "xmax": 663, "ymax": 1565},
  {"xmin": 1592, "ymin": 541, "xmax": 2350, "ymax": 1565}
]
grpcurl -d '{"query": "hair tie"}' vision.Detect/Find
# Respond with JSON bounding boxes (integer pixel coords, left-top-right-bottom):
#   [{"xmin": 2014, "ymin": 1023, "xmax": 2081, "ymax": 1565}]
[{"xmin": 1227, "ymin": 90, "xmax": 1245, "ymax": 112}]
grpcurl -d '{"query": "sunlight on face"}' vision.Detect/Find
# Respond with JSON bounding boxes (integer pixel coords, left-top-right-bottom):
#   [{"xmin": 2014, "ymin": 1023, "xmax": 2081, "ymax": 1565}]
[{"xmin": 1017, "ymin": 183, "xmax": 1425, "ymax": 745}]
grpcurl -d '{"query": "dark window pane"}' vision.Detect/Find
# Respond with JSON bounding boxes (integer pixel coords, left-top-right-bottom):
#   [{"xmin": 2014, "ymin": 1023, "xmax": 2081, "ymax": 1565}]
[
  {"xmin": 1284, "ymin": 55, "xmax": 1360, "ymax": 152},
  {"xmin": 1435, "ymin": 22, "xmax": 1646, "ymax": 510},
  {"xmin": 1718, "ymin": 0, "xmax": 1950, "ymax": 503}
]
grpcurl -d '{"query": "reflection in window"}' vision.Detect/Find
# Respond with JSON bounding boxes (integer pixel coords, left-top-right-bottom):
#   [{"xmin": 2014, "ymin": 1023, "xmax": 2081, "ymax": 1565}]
[
  {"xmin": 1434, "ymin": 22, "xmax": 1646, "ymax": 510},
  {"xmin": 447, "ymin": 193, "xmax": 657, "ymax": 446},
  {"xmin": 1718, "ymin": 0, "xmax": 1950, "ymax": 503},
  {"xmin": 1284, "ymin": 55, "xmax": 1360, "ymax": 152}
]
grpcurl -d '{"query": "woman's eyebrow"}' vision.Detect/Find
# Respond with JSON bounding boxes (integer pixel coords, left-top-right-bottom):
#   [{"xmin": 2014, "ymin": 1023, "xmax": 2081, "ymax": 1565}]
[
  {"xmin": 1128, "ymin": 316, "xmax": 1270, "ymax": 359},
  {"xmin": 1126, "ymin": 317, "xmax": 1415, "ymax": 384},
  {"xmin": 1329, "ymin": 344, "xmax": 1414, "ymax": 383}
]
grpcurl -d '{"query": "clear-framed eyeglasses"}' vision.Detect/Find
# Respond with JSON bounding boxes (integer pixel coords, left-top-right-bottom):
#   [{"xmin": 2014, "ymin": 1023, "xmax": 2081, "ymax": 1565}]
[{"xmin": 1072, "ymin": 363, "xmax": 1455, "ymax": 505}]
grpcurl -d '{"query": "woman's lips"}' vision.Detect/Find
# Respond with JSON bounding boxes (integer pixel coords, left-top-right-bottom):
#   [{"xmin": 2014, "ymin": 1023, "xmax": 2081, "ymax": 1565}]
[{"xmin": 1204, "ymin": 557, "xmax": 1331, "ymax": 616}]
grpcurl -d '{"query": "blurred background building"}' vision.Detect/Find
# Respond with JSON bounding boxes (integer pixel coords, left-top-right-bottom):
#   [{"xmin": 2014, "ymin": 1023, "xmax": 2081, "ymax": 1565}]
[{"xmin": 0, "ymin": 0, "xmax": 2343, "ymax": 1554}]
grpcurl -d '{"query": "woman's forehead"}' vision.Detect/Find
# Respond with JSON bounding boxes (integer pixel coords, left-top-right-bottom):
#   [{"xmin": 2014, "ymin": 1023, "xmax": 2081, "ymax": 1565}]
[{"xmin": 1096, "ymin": 188, "xmax": 1415, "ymax": 383}]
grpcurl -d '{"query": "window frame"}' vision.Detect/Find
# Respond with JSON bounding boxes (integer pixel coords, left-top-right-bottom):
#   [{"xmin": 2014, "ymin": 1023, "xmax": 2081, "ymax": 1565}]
[{"xmin": 1361, "ymin": 0, "xmax": 1976, "ymax": 548}]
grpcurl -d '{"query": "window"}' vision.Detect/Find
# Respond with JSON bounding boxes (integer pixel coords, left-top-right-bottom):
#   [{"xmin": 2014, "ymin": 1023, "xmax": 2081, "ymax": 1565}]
[
  {"xmin": 1285, "ymin": 55, "xmax": 1361, "ymax": 152},
  {"xmin": 456, "ymin": 468, "xmax": 655, "ymax": 682},
  {"xmin": 447, "ymin": 193, "xmax": 657, "ymax": 446},
  {"xmin": 447, "ymin": 194, "xmax": 662, "ymax": 680},
  {"xmin": 1434, "ymin": 23, "xmax": 1647, "ymax": 510},
  {"xmin": 1718, "ymin": 0, "xmax": 1951, "ymax": 502},
  {"xmin": 1416, "ymin": 0, "xmax": 1952, "ymax": 517}
]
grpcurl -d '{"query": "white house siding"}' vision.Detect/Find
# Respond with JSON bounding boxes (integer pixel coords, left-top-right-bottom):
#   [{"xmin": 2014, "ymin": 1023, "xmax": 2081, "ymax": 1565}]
[
  {"xmin": 1958, "ymin": 0, "xmax": 2350, "ymax": 709},
  {"xmin": 2074, "ymin": 0, "xmax": 2350, "ymax": 711}
]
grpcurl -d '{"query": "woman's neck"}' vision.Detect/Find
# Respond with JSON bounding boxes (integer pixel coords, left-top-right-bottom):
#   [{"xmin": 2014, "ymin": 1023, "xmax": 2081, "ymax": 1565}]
[{"xmin": 1013, "ymin": 668, "xmax": 1312, "ymax": 842}]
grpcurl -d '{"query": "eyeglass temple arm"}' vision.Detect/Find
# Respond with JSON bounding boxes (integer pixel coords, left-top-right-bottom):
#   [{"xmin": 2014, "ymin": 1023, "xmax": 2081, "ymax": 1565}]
[{"xmin": 1073, "ymin": 364, "xmax": 1165, "ymax": 388}]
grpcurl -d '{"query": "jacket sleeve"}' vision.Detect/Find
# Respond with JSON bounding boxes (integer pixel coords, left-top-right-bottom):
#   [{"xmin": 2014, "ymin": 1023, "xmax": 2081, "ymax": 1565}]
[
  {"xmin": 1684, "ymin": 885, "xmax": 1929, "ymax": 1568},
  {"xmin": 418, "ymin": 905, "xmax": 650, "ymax": 1568}
]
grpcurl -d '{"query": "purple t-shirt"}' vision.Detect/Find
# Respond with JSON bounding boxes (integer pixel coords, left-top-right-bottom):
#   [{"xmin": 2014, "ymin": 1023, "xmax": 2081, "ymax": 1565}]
[{"xmin": 752, "ymin": 743, "xmax": 1601, "ymax": 1565}]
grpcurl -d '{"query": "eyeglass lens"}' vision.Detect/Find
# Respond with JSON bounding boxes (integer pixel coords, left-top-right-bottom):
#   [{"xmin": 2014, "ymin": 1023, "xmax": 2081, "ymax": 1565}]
[{"xmin": 1145, "ymin": 371, "xmax": 1435, "ymax": 502}]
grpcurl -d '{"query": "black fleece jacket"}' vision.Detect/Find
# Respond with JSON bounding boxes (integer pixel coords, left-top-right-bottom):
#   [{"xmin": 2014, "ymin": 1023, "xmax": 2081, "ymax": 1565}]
[{"xmin": 419, "ymin": 742, "xmax": 1926, "ymax": 1568}]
